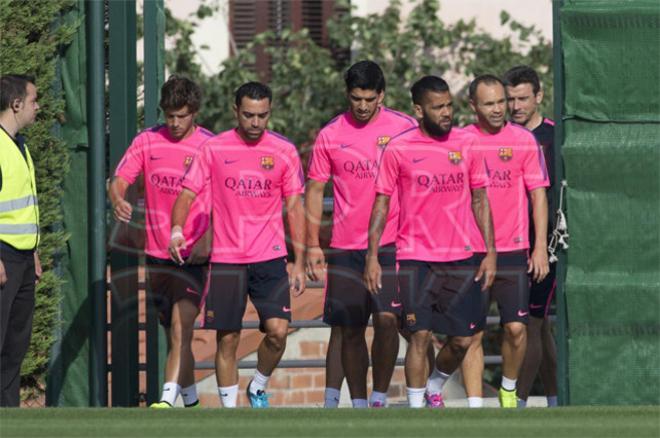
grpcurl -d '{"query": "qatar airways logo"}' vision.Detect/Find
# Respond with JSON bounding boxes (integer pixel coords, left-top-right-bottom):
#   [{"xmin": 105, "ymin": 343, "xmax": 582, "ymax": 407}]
[
  {"xmin": 489, "ymin": 169, "xmax": 512, "ymax": 189},
  {"xmin": 343, "ymin": 159, "xmax": 379, "ymax": 180},
  {"xmin": 416, "ymin": 172, "xmax": 464, "ymax": 193},
  {"xmin": 224, "ymin": 176, "xmax": 273, "ymax": 198},
  {"xmin": 150, "ymin": 174, "xmax": 183, "ymax": 195}
]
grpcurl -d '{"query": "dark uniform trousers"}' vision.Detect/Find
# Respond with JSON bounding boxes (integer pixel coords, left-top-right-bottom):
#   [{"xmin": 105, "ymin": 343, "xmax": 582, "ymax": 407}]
[{"xmin": 0, "ymin": 244, "xmax": 36, "ymax": 407}]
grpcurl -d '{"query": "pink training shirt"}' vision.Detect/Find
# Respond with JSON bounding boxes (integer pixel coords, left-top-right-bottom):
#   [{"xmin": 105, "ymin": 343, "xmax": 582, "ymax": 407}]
[
  {"xmin": 307, "ymin": 107, "xmax": 417, "ymax": 249},
  {"xmin": 375, "ymin": 127, "xmax": 488, "ymax": 262},
  {"xmin": 114, "ymin": 125, "xmax": 214, "ymax": 260},
  {"xmin": 464, "ymin": 122, "xmax": 550, "ymax": 252},
  {"xmin": 182, "ymin": 129, "xmax": 304, "ymax": 264}
]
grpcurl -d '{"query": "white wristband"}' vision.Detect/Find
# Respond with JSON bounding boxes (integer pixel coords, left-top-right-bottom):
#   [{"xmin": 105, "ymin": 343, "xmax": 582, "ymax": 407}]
[{"xmin": 171, "ymin": 231, "xmax": 184, "ymax": 241}]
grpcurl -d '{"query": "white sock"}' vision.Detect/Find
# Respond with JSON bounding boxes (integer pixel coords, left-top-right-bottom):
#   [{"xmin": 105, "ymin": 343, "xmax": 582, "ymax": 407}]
[
  {"xmin": 351, "ymin": 398, "xmax": 368, "ymax": 408},
  {"xmin": 517, "ymin": 398, "xmax": 527, "ymax": 408},
  {"xmin": 181, "ymin": 384, "xmax": 198, "ymax": 406},
  {"xmin": 160, "ymin": 382, "xmax": 180, "ymax": 406},
  {"xmin": 249, "ymin": 370, "xmax": 270, "ymax": 394},
  {"xmin": 218, "ymin": 384, "xmax": 238, "ymax": 408},
  {"xmin": 369, "ymin": 391, "xmax": 387, "ymax": 406},
  {"xmin": 467, "ymin": 396, "xmax": 483, "ymax": 408},
  {"xmin": 324, "ymin": 388, "xmax": 341, "ymax": 408},
  {"xmin": 407, "ymin": 387, "xmax": 426, "ymax": 408},
  {"xmin": 501, "ymin": 376, "xmax": 517, "ymax": 391},
  {"xmin": 426, "ymin": 368, "xmax": 451, "ymax": 394},
  {"xmin": 547, "ymin": 395, "xmax": 558, "ymax": 407}
]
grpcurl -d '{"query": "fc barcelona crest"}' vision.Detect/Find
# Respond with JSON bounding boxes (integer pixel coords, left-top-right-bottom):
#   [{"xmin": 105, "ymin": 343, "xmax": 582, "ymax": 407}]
[
  {"xmin": 498, "ymin": 147, "xmax": 513, "ymax": 161},
  {"xmin": 184, "ymin": 156, "xmax": 193, "ymax": 168},
  {"xmin": 448, "ymin": 151, "xmax": 462, "ymax": 165},
  {"xmin": 377, "ymin": 136, "xmax": 391, "ymax": 147},
  {"xmin": 261, "ymin": 156, "xmax": 274, "ymax": 170}
]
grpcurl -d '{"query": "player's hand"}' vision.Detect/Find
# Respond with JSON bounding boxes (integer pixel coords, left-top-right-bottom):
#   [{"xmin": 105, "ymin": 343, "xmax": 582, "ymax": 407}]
[
  {"xmin": 364, "ymin": 254, "xmax": 382, "ymax": 295},
  {"xmin": 475, "ymin": 251, "xmax": 496, "ymax": 291},
  {"xmin": 186, "ymin": 230, "xmax": 211, "ymax": 265},
  {"xmin": 34, "ymin": 253, "xmax": 42, "ymax": 284},
  {"xmin": 528, "ymin": 246, "xmax": 549, "ymax": 283},
  {"xmin": 0, "ymin": 260, "xmax": 6, "ymax": 287},
  {"xmin": 305, "ymin": 246, "xmax": 325, "ymax": 282},
  {"xmin": 290, "ymin": 261, "xmax": 306, "ymax": 296},
  {"xmin": 168, "ymin": 228, "xmax": 187, "ymax": 265},
  {"xmin": 113, "ymin": 199, "xmax": 132, "ymax": 223}
]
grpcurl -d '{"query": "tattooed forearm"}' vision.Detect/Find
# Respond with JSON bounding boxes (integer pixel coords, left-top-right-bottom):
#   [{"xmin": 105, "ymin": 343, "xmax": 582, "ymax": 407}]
[
  {"xmin": 367, "ymin": 194, "xmax": 391, "ymax": 257},
  {"xmin": 471, "ymin": 188, "xmax": 495, "ymax": 252}
]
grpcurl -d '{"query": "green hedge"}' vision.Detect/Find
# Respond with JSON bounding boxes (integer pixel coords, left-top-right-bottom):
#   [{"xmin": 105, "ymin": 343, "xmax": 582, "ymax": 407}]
[{"xmin": 0, "ymin": 0, "xmax": 79, "ymax": 401}]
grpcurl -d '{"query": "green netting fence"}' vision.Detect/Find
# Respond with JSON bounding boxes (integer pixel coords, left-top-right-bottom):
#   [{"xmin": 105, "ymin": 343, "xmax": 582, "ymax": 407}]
[{"xmin": 560, "ymin": 0, "xmax": 660, "ymax": 405}]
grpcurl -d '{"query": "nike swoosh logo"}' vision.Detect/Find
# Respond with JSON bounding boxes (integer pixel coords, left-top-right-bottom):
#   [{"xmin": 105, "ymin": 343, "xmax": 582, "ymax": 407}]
[
  {"xmin": 163, "ymin": 388, "xmax": 170, "ymax": 391},
  {"xmin": 469, "ymin": 323, "xmax": 476, "ymax": 329},
  {"xmin": 340, "ymin": 144, "xmax": 351, "ymax": 149},
  {"xmin": 390, "ymin": 301, "xmax": 402, "ymax": 308},
  {"xmin": 220, "ymin": 393, "xmax": 229, "ymax": 397},
  {"xmin": 412, "ymin": 157, "xmax": 427, "ymax": 164},
  {"xmin": 282, "ymin": 306, "xmax": 291, "ymax": 312},
  {"xmin": 186, "ymin": 287, "xmax": 199, "ymax": 295},
  {"xmin": 530, "ymin": 304, "xmax": 544, "ymax": 309},
  {"xmin": 518, "ymin": 310, "xmax": 529, "ymax": 317},
  {"xmin": 224, "ymin": 159, "xmax": 239, "ymax": 164},
  {"xmin": 150, "ymin": 156, "xmax": 163, "ymax": 160}
]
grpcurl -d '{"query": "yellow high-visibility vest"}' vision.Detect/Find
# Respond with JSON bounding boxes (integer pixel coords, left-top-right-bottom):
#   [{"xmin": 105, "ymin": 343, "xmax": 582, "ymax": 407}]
[{"xmin": 0, "ymin": 128, "xmax": 39, "ymax": 250}]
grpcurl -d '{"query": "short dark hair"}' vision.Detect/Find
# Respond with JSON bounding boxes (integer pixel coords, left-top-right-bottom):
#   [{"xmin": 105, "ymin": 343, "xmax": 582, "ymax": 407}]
[
  {"xmin": 503, "ymin": 65, "xmax": 541, "ymax": 95},
  {"xmin": 159, "ymin": 75, "xmax": 202, "ymax": 113},
  {"xmin": 0, "ymin": 74, "xmax": 36, "ymax": 111},
  {"xmin": 469, "ymin": 74, "xmax": 504, "ymax": 101},
  {"xmin": 344, "ymin": 60, "xmax": 386, "ymax": 93},
  {"xmin": 234, "ymin": 81, "xmax": 272, "ymax": 107},
  {"xmin": 410, "ymin": 76, "xmax": 450, "ymax": 105}
]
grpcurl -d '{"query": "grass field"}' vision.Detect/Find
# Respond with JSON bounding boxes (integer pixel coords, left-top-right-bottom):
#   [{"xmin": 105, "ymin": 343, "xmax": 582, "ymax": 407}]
[{"xmin": 1, "ymin": 407, "xmax": 659, "ymax": 438}]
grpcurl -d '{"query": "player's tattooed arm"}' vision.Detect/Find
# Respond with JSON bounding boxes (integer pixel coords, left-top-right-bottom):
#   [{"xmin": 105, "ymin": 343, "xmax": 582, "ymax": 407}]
[
  {"xmin": 529, "ymin": 187, "xmax": 549, "ymax": 282},
  {"xmin": 304, "ymin": 179, "xmax": 326, "ymax": 282},
  {"xmin": 364, "ymin": 194, "xmax": 390, "ymax": 295},
  {"xmin": 471, "ymin": 187, "xmax": 497, "ymax": 290},
  {"xmin": 286, "ymin": 194, "xmax": 306, "ymax": 296}
]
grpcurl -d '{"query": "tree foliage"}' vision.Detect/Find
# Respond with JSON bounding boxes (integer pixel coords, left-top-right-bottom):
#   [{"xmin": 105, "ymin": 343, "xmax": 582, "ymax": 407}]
[
  {"xmin": 0, "ymin": 0, "xmax": 79, "ymax": 401},
  {"xmin": 165, "ymin": 0, "xmax": 551, "ymax": 142}
]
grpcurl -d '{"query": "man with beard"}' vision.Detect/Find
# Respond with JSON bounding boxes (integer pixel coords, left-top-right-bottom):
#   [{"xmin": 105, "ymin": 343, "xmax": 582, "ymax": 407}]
[
  {"xmin": 364, "ymin": 75, "xmax": 496, "ymax": 408},
  {"xmin": 461, "ymin": 74, "xmax": 550, "ymax": 408},
  {"xmin": 306, "ymin": 60, "xmax": 416, "ymax": 408},
  {"xmin": 170, "ymin": 81, "xmax": 306, "ymax": 408},
  {"xmin": 504, "ymin": 65, "xmax": 557, "ymax": 408}
]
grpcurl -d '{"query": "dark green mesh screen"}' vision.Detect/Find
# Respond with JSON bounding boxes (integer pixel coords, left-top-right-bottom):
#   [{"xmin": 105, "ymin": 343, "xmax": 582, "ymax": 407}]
[{"xmin": 561, "ymin": 0, "xmax": 660, "ymax": 405}]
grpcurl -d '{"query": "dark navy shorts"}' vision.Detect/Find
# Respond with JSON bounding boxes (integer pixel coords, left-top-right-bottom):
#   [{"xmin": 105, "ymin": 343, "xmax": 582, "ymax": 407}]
[
  {"xmin": 529, "ymin": 261, "xmax": 556, "ymax": 318},
  {"xmin": 145, "ymin": 256, "xmax": 207, "ymax": 327},
  {"xmin": 397, "ymin": 257, "xmax": 483, "ymax": 337},
  {"xmin": 323, "ymin": 244, "xmax": 400, "ymax": 327},
  {"xmin": 204, "ymin": 257, "xmax": 290, "ymax": 332},
  {"xmin": 475, "ymin": 250, "xmax": 530, "ymax": 330}
]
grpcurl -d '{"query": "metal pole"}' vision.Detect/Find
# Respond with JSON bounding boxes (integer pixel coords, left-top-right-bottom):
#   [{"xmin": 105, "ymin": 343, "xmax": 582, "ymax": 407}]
[
  {"xmin": 86, "ymin": 0, "xmax": 108, "ymax": 407},
  {"xmin": 552, "ymin": 0, "xmax": 570, "ymax": 406},
  {"xmin": 143, "ymin": 0, "xmax": 165, "ymax": 405},
  {"xmin": 109, "ymin": 0, "xmax": 139, "ymax": 407}
]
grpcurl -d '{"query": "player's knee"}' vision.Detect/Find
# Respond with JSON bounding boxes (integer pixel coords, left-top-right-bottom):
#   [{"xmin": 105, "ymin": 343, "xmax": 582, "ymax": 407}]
[
  {"xmin": 504, "ymin": 322, "xmax": 527, "ymax": 346},
  {"xmin": 410, "ymin": 330, "xmax": 432, "ymax": 353},
  {"xmin": 373, "ymin": 312, "xmax": 398, "ymax": 332},
  {"xmin": 217, "ymin": 331, "xmax": 240, "ymax": 352},
  {"xmin": 449, "ymin": 336, "xmax": 472, "ymax": 359},
  {"xmin": 266, "ymin": 326, "xmax": 288, "ymax": 350},
  {"xmin": 341, "ymin": 326, "xmax": 365, "ymax": 344}
]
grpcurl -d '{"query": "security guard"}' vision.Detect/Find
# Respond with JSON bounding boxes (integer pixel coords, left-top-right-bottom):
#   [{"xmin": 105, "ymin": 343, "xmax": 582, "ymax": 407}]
[{"xmin": 0, "ymin": 74, "xmax": 41, "ymax": 407}]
